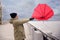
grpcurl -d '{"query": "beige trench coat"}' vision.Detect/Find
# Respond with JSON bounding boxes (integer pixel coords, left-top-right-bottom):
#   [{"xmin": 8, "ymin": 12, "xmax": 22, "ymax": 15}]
[{"xmin": 10, "ymin": 18, "xmax": 30, "ymax": 40}]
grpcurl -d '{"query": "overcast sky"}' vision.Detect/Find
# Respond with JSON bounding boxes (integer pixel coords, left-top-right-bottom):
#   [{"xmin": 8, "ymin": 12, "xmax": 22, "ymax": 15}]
[{"xmin": 2, "ymin": 0, "xmax": 60, "ymax": 21}]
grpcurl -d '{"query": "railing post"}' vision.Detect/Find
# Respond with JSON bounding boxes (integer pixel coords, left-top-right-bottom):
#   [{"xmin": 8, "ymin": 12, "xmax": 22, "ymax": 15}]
[{"xmin": 0, "ymin": 0, "xmax": 2, "ymax": 25}]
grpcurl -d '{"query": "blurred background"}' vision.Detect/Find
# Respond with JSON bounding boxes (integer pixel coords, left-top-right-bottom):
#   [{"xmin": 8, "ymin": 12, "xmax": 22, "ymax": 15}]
[{"xmin": 1, "ymin": 0, "xmax": 60, "ymax": 21}]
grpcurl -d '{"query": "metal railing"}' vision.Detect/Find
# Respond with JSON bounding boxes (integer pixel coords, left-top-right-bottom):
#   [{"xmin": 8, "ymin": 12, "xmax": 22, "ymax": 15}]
[{"xmin": 28, "ymin": 23, "xmax": 59, "ymax": 40}]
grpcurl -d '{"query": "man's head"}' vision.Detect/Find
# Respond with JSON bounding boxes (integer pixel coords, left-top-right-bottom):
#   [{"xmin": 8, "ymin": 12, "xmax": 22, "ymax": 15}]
[{"xmin": 10, "ymin": 13, "xmax": 18, "ymax": 19}]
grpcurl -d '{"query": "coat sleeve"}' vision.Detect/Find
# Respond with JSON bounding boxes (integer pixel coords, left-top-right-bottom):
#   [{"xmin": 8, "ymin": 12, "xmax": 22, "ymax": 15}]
[{"xmin": 14, "ymin": 19, "xmax": 30, "ymax": 25}]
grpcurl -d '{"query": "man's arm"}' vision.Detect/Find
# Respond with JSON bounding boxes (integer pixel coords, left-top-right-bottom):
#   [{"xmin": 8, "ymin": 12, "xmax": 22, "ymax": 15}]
[{"xmin": 14, "ymin": 18, "xmax": 34, "ymax": 24}]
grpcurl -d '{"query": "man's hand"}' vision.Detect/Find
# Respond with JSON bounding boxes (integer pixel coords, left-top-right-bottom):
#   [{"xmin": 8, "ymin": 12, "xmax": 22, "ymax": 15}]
[{"xmin": 29, "ymin": 18, "xmax": 34, "ymax": 21}]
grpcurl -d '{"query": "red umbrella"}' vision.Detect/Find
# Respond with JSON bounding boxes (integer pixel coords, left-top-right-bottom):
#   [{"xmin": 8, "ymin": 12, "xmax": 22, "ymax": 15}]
[{"xmin": 32, "ymin": 4, "xmax": 54, "ymax": 20}]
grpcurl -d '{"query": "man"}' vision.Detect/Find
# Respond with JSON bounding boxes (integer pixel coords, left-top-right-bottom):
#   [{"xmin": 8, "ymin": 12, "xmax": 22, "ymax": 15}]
[{"xmin": 9, "ymin": 13, "xmax": 34, "ymax": 40}]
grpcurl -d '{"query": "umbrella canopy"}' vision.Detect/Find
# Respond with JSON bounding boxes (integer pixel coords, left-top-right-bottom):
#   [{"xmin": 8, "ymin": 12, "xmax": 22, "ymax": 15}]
[{"xmin": 32, "ymin": 4, "xmax": 54, "ymax": 20}]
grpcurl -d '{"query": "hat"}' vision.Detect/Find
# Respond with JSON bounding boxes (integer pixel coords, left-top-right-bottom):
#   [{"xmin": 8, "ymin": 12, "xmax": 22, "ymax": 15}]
[{"xmin": 10, "ymin": 13, "xmax": 17, "ymax": 18}]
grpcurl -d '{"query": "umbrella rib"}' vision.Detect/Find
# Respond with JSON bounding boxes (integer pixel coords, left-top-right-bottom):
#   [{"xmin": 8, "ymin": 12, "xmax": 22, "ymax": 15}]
[
  {"xmin": 44, "ymin": 4, "xmax": 46, "ymax": 17},
  {"xmin": 35, "ymin": 9, "xmax": 41, "ymax": 15},
  {"xmin": 45, "ymin": 10, "xmax": 52, "ymax": 17}
]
